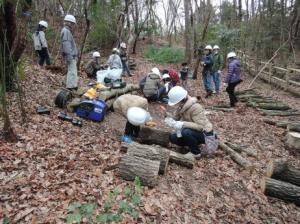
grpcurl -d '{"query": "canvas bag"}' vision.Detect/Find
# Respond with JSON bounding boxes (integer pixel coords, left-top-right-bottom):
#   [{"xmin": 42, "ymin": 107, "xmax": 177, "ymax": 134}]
[{"xmin": 202, "ymin": 132, "xmax": 218, "ymax": 155}]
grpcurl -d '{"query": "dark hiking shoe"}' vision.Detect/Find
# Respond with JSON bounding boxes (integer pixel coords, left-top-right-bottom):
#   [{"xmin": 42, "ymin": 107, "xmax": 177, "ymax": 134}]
[{"xmin": 205, "ymin": 91, "xmax": 213, "ymax": 98}]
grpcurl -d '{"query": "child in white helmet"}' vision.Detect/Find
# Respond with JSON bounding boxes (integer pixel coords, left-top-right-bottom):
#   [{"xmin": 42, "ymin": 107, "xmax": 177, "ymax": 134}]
[{"xmin": 33, "ymin": 20, "xmax": 50, "ymax": 66}]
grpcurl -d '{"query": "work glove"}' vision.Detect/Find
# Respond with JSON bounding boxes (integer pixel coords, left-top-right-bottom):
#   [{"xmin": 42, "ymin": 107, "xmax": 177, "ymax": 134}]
[
  {"xmin": 174, "ymin": 121, "xmax": 184, "ymax": 130},
  {"xmin": 164, "ymin": 117, "xmax": 177, "ymax": 128},
  {"xmin": 218, "ymin": 70, "xmax": 222, "ymax": 74}
]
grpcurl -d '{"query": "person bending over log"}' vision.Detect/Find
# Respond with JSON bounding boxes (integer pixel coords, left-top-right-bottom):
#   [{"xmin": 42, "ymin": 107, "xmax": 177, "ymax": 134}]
[
  {"xmin": 122, "ymin": 107, "xmax": 152, "ymax": 143},
  {"xmin": 164, "ymin": 86, "xmax": 217, "ymax": 159},
  {"xmin": 143, "ymin": 67, "xmax": 165, "ymax": 102}
]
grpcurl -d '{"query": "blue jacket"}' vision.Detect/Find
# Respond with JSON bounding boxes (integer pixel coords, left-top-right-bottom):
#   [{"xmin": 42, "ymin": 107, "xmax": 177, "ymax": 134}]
[
  {"xmin": 202, "ymin": 53, "xmax": 214, "ymax": 72},
  {"xmin": 225, "ymin": 58, "xmax": 241, "ymax": 83}
]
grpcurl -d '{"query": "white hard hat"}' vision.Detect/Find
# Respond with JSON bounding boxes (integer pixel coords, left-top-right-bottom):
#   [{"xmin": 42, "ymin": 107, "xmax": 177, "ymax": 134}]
[
  {"xmin": 39, "ymin": 20, "xmax": 48, "ymax": 28},
  {"xmin": 112, "ymin": 48, "xmax": 119, "ymax": 53},
  {"xmin": 227, "ymin": 52, "xmax": 237, "ymax": 59},
  {"xmin": 168, "ymin": 86, "xmax": 188, "ymax": 106},
  {"xmin": 127, "ymin": 107, "xmax": 149, "ymax": 126},
  {"xmin": 64, "ymin": 14, "xmax": 76, "ymax": 24},
  {"xmin": 213, "ymin": 45, "xmax": 220, "ymax": 50},
  {"xmin": 92, "ymin": 51, "xmax": 100, "ymax": 58},
  {"xmin": 120, "ymin": 42, "xmax": 127, "ymax": 48},
  {"xmin": 205, "ymin": 45, "xmax": 213, "ymax": 50},
  {"xmin": 162, "ymin": 74, "xmax": 170, "ymax": 80},
  {"xmin": 151, "ymin": 67, "xmax": 160, "ymax": 76}
]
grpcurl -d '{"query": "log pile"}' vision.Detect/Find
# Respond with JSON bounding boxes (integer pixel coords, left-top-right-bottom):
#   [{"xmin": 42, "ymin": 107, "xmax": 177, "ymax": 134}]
[
  {"xmin": 236, "ymin": 89, "xmax": 300, "ymax": 117},
  {"xmin": 261, "ymin": 159, "xmax": 300, "ymax": 206},
  {"xmin": 119, "ymin": 141, "xmax": 195, "ymax": 187}
]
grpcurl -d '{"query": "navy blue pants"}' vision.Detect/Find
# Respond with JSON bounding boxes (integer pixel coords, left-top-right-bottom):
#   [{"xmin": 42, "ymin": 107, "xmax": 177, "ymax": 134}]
[
  {"xmin": 169, "ymin": 128, "xmax": 205, "ymax": 154},
  {"xmin": 37, "ymin": 48, "xmax": 51, "ymax": 66}
]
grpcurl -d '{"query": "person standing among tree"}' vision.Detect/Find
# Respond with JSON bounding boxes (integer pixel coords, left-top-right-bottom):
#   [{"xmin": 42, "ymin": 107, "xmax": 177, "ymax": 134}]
[
  {"xmin": 201, "ymin": 45, "xmax": 214, "ymax": 98},
  {"xmin": 32, "ymin": 20, "xmax": 51, "ymax": 66},
  {"xmin": 225, "ymin": 52, "xmax": 242, "ymax": 107},
  {"xmin": 60, "ymin": 15, "xmax": 78, "ymax": 91},
  {"xmin": 212, "ymin": 45, "xmax": 224, "ymax": 94},
  {"xmin": 119, "ymin": 42, "xmax": 132, "ymax": 77}
]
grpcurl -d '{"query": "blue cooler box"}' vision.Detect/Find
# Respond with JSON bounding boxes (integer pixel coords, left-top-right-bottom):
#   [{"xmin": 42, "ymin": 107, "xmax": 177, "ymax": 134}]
[{"xmin": 76, "ymin": 100, "xmax": 107, "ymax": 122}]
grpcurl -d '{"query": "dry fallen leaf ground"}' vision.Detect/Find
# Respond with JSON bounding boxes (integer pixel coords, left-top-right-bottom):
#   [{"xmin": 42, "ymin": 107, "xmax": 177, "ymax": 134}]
[{"xmin": 1, "ymin": 42, "xmax": 300, "ymax": 223}]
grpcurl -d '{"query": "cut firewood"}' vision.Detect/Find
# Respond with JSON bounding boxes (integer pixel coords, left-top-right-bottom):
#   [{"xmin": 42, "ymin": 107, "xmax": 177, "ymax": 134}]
[
  {"xmin": 209, "ymin": 107, "xmax": 234, "ymax": 112},
  {"xmin": 261, "ymin": 177, "xmax": 300, "ymax": 206},
  {"xmin": 286, "ymin": 132, "xmax": 300, "ymax": 150},
  {"xmin": 121, "ymin": 142, "xmax": 194, "ymax": 169},
  {"xmin": 235, "ymin": 89, "xmax": 257, "ymax": 96},
  {"xmin": 119, "ymin": 154, "xmax": 160, "ymax": 187},
  {"xmin": 225, "ymin": 142, "xmax": 258, "ymax": 157},
  {"xmin": 266, "ymin": 159, "xmax": 300, "ymax": 187},
  {"xmin": 219, "ymin": 141, "xmax": 254, "ymax": 170},
  {"xmin": 262, "ymin": 118, "xmax": 295, "ymax": 129},
  {"xmin": 98, "ymin": 84, "xmax": 140, "ymax": 101},
  {"xmin": 122, "ymin": 142, "xmax": 170, "ymax": 175},
  {"xmin": 260, "ymin": 110, "xmax": 300, "ymax": 117},
  {"xmin": 138, "ymin": 127, "xmax": 170, "ymax": 147},
  {"xmin": 287, "ymin": 124, "xmax": 300, "ymax": 132},
  {"xmin": 257, "ymin": 103, "xmax": 290, "ymax": 111}
]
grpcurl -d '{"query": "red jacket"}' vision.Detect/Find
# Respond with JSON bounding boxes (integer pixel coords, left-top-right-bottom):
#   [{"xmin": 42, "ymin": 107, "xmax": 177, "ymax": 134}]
[{"xmin": 168, "ymin": 69, "xmax": 180, "ymax": 85}]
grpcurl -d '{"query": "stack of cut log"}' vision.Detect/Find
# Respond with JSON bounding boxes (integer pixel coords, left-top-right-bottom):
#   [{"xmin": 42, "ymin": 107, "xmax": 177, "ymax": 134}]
[
  {"xmin": 236, "ymin": 89, "xmax": 300, "ymax": 117},
  {"xmin": 219, "ymin": 141, "xmax": 256, "ymax": 170},
  {"xmin": 261, "ymin": 159, "xmax": 300, "ymax": 206}
]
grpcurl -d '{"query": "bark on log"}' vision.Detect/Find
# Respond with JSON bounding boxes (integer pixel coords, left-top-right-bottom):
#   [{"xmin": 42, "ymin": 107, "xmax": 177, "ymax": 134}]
[
  {"xmin": 261, "ymin": 177, "xmax": 300, "ymax": 206},
  {"xmin": 138, "ymin": 127, "xmax": 170, "ymax": 147},
  {"xmin": 219, "ymin": 141, "xmax": 254, "ymax": 169},
  {"xmin": 235, "ymin": 88, "xmax": 257, "ymax": 96},
  {"xmin": 257, "ymin": 103, "xmax": 290, "ymax": 111},
  {"xmin": 209, "ymin": 107, "xmax": 234, "ymax": 112},
  {"xmin": 122, "ymin": 142, "xmax": 170, "ymax": 175},
  {"xmin": 260, "ymin": 110, "xmax": 300, "ymax": 117},
  {"xmin": 266, "ymin": 160, "xmax": 300, "ymax": 187},
  {"xmin": 286, "ymin": 132, "xmax": 300, "ymax": 150},
  {"xmin": 225, "ymin": 142, "xmax": 258, "ymax": 157},
  {"xmin": 287, "ymin": 124, "xmax": 300, "ymax": 132},
  {"xmin": 98, "ymin": 84, "xmax": 140, "ymax": 101},
  {"xmin": 119, "ymin": 154, "xmax": 160, "ymax": 187},
  {"xmin": 263, "ymin": 118, "xmax": 294, "ymax": 129}
]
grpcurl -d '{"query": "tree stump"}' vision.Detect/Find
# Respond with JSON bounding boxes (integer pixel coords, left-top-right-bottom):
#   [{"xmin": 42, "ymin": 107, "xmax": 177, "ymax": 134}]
[
  {"xmin": 266, "ymin": 159, "xmax": 300, "ymax": 187},
  {"xmin": 138, "ymin": 127, "xmax": 170, "ymax": 147},
  {"xmin": 119, "ymin": 154, "xmax": 160, "ymax": 187},
  {"xmin": 286, "ymin": 132, "xmax": 300, "ymax": 150},
  {"xmin": 261, "ymin": 177, "xmax": 300, "ymax": 206},
  {"xmin": 122, "ymin": 142, "xmax": 170, "ymax": 175}
]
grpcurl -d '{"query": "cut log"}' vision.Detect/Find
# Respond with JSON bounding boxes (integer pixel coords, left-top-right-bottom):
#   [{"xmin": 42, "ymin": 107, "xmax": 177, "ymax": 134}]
[
  {"xmin": 98, "ymin": 84, "xmax": 140, "ymax": 101},
  {"xmin": 261, "ymin": 177, "xmax": 300, "ymax": 206},
  {"xmin": 225, "ymin": 142, "xmax": 258, "ymax": 157},
  {"xmin": 266, "ymin": 159, "xmax": 300, "ymax": 187},
  {"xmin": 122, "ymin": 142, "xmax": 170, "ymax": 175},
  {"xmin": 257, "ymin": 103, "xmax": 290, "ymax": 111},
  {"xmin": 235, "ymin": 89, "xmax": 257, "ymax": 96},
  {"xmin": 138, "ymin": 127, "xmax": 170, "ymax": 147},
  {"xmin": 287, "ymin": 124, "xmax": 300, "ymax": 133},
  {"xmin": 248, "ymin": 98, "xmax": 275, "ymax": 103},
  {"xmin": 286, "ymin": 132, "xmax": 300, "ymax": 150},
  {"xmin": 66, "ymin": 98, "xmax": 81, "ymax": 113},
  {"xmin": 121, "ymin": 142, "xmax": 194, "ymax": 169},
  {"xmin": 119, "ymin": 154, "xmax": 160, "ymax": 187},
  {"xmin": 219, "ymin": 141, "xmax": 254, "ymax": 170},
  {"xmin": 209, "ymin": 107, "xmax": 234, "ymax": 112},
  {"xmin": 260, "ymin": 110, "xmax": 300, "ymax": 117},
  {"xmin": 237, "ymin": 94, "xmax": 262, "ymax": 100},
  {"xmin": 263, "ymin": 118, "xmax": 295, "ymax": 129}
]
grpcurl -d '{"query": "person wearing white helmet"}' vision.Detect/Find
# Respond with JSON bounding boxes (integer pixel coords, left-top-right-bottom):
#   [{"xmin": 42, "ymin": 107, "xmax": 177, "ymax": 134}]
[
  {"xmin": 225, "ymin": 52, "xmax": 242, "ymax": 107},
  {"xmin": 84, "ymin": 51, "xmax": 103, "ymax": 78},
  {"xmin": 143, "ymin": 67, "xmax": 165, "ymax": 101},
  {"xmin": 119, "ymin": 42, "xmax": 132, "ymax": 77},
  {"xmin": 164, "ymin": 86, "xmax": 215, "ymax": 158},
  {"xmin": 122, "ymin": 107, "xmax": 152, "ymax": 143},
  {"xmin": 212, "ymin": 45, "xmax": 224, "ymax": 94},
  {"xmin": 201, "ymin": 45, "xmax": 214, "ymax": 98},
  {"xmin": 107, "ymin": 48, "xmax": 123, "ymax": 69},
  {"xmin": 61, "ymin": 14, "xmax": 78, "ymax": 90},
  {"xmin": 32, "ymin": 20, "xmax": 50, "ymax": 66},
  {"xmin": 179, "ymin": 62, "xmax": 190, "ymax": 89}
]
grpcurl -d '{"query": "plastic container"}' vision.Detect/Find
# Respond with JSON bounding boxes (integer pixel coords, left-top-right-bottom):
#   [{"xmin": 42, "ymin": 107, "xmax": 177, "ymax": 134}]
[{"xmin": 76, "ymin": 100, "xmax": 107, "ymax": 122}]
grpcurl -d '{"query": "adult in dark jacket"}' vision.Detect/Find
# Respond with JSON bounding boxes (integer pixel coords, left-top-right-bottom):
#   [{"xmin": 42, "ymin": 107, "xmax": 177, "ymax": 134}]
[
  {"xmin": 225, "ymin": 52, "xmax": 242, "ymax": 107},
  {"xmin": 201, "ymin": 45, "xmax": 214, "ymax": 98}
]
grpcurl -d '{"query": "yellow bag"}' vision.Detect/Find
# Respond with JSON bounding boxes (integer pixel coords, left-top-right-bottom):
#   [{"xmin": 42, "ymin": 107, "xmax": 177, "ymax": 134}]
[{"xmin": 83, "ymin": 88, "xmax": 97, "ymax": 99}]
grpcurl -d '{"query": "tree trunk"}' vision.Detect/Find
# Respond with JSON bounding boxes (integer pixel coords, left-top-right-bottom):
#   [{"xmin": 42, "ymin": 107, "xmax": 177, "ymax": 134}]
[
  {"xmin": 266, "ymin": 159, "xmax": 300, "ymax": 187},
  {"xmin": 219, "ymin": 141, "xmax": 254, "ymax": 169},
  {"xmin": 138, "ymin": 127, "xmax": 170, "ymax": 147},
  {"xmin": 122, "ymin": 142, "xmax": 170, "ymax": 175},
  {"xmin": 98, "ymin": 84, "xmax": 140, "ymax": 101},
  {"xmin": 261, "ymin": 177, "xmax": 300, "ymax": 206},
  {"xmin": 184, "ymin": 0, "xmax": 192, "ymax": 63},
  {"xmin": 119, "ymin": 154, "xmax": 160, "ymax": 187},
  {"xmin": 286, "ymin": 132, "xmax": 300, "ymax": 150}
]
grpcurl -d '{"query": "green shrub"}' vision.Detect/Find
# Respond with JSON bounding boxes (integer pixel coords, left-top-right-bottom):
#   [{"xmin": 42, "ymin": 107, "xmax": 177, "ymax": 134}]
[{"xmin": 144, "ymin": 46, "xmax": 185, "ymax": 64}]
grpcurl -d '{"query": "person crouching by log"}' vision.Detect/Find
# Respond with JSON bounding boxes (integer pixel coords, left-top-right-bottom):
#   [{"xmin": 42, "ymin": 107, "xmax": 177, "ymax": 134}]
[
  {"xmin": 164, "ymin": 86, "xmax": 216, "ymax": 159},
  {"xmin": 84, "ymin": 51, "xmax": 103, "ymax": 78},
  {"xmin": 122, "ymin": 107, "xmax": 152, "ymax": 143},
  {"xmin": 224, "ymin": 52, "xmax": 242, "ymax": 107},
  {"xmin": 143, "ymin": 67, "xmax": 165, "ymax": 102}
]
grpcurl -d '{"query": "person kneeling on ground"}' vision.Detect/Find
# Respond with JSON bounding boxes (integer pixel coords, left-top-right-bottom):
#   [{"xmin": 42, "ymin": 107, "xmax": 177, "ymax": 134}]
[
  {"xmin": 225, "ymin": 52, "xmax": 242, "ymax": 107},
  {"xmin": 122, "ymin": 107, "xmax": 152, "ymax": 143},
  {"xmin": 143, "ymin": 67, "xmax": 164, "ymax": 101},
  {"xmin": 107, "ymin": 48, "xmax": 123, "ymax": 69},
  {"xmin": 165, "ymin": 86, "xmax": 215, "ymax": 158},
  {"xmin": 85, "ymin": 51, "xmax": 103, "ymax": 78}
]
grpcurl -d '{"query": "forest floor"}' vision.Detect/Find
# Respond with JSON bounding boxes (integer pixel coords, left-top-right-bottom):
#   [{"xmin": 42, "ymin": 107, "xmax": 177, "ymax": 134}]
[{"xmin": 1, "ymin": 41, "xmax": 300, "ymax": 223}]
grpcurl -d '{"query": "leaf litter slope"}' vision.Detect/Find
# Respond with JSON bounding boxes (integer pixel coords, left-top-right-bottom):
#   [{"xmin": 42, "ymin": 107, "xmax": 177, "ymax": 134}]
[{"xmin": 1, "ymin": 47, "xmax": 300, "ymax": 223}]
